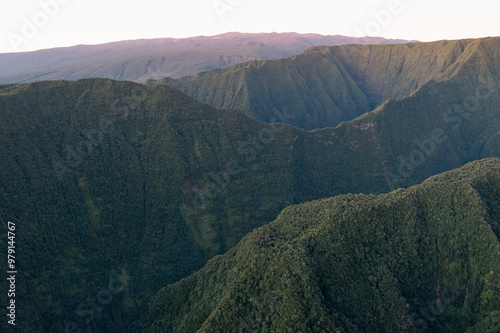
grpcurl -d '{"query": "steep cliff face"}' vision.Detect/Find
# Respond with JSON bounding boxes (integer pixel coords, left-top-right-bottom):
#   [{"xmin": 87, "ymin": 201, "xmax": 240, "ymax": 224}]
[{"xmin": 165, "ymin": 37, "xmax": 500, "ymax": 130}]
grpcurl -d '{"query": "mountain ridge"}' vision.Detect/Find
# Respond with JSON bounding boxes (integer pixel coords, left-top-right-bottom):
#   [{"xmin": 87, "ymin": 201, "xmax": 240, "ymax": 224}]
[
  {"xmin": 0, "ymin": 32, "xmax": 415, "ymax": 84},
  {"xmin": 1, "ymin": 36, "xmax": 500, "ymax": 331},
  {"xmin": 145, "ymin": 158, "xmax": 500, "ymax": 333},
  {"xmin": 162, "ymin": 36, "xmax": 500, "ymax": 130}
]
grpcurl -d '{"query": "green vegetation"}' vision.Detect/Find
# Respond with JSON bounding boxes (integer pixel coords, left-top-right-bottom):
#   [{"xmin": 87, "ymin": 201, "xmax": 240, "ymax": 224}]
[
  {"xmin": 0, "ymin": 37, "xmax": 499, "ymax": 332},
  {"xmin": 162, "ymin": 37, "xmax": 500, "ymax": 130},
  {"xmin": 145, "ymin": 159, "xmax": 500, "ymax": 333}
]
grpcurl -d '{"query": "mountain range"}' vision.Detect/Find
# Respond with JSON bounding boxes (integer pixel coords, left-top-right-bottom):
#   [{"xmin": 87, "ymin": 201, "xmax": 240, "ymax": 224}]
[
  {"xmin": 161, "ymin": 37, "xmax": 500, "ymax": 130},
  {"xmin": 0, "ymin": 36, "xmax": 499, "ymax": 332},
  {"xmin": 0, "ymin": 32, "xmax": 413, "ymax": 84}
]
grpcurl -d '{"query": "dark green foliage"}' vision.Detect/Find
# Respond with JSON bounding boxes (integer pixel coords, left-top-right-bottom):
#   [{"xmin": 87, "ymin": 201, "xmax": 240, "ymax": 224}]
[
  {"xmin": 145, "ymin": 159, "xmax": 500, "ymax": 333},
  {"xmin": 0, "ymin": 79, "xmax": 299, "ymax": 332},
  {"xmin": 0, "ymin": 37, "xmax": 500, "ymax": 332}
]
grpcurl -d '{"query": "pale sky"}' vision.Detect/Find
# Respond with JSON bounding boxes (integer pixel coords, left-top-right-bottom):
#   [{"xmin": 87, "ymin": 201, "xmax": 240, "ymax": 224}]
[{"xmin": 1, "ymin": 0, "xmax": 499, "ymax": 53}]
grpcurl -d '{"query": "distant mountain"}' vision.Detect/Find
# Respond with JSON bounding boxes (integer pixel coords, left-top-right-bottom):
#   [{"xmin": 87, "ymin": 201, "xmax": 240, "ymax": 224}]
[
  {"xmin": 145, "ymin": 159, "xmax": 500, "ymax": 333},
  {"xmin": 0, "ymin": 32, "xmax": 414, "ymax": 84},
  {"xmin": 162, "ymin": 37, "xmax": 500, "ymax": 130}
]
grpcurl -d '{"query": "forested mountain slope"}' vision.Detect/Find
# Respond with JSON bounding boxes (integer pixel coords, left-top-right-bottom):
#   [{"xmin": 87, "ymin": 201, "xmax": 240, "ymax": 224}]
[
  {"xmin": 163, "ymin": 37, "xmax": 500, "ymax": 130},
  {"xmin": 0, "ymin": 69, "xmax": 499, "ymax": 331},
  {"xmin": 145, "ymin": 159, "xmax": 500, "ymax": 333}
]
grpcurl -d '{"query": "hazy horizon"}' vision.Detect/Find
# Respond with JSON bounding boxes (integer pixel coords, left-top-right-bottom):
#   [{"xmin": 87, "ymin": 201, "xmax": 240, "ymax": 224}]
[
  {"xmin": 1, "ymin": 0, "xmax": 500, "ymax": 53},
  {"xmin": 0, "ymin": 31, "xmax": 426, "ymax": 55}
]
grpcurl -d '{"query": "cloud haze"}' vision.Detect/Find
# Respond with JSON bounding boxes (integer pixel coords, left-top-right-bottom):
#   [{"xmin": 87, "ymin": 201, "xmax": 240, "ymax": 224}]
[{"xmin": 1, "ymin": 0, "xmax": 499, "ymax": 53}]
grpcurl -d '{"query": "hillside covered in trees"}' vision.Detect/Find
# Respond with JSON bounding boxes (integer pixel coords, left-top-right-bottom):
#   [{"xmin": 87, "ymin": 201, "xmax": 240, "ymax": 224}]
[
  {"xmin": 0, "ymin": 36, "xmax": 499, "ymax": 332},
  {"xmin": 145, "ymin": 159, "xmax": 500, "ymax": 333}
]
